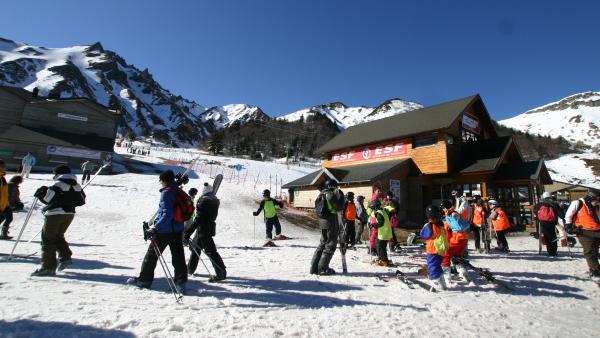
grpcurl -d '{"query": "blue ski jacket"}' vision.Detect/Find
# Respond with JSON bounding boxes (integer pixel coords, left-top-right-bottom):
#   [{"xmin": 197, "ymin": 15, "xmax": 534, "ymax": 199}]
[{"xmin": 153, "ymin": 182, "xmax": 184, "ymax": 233}]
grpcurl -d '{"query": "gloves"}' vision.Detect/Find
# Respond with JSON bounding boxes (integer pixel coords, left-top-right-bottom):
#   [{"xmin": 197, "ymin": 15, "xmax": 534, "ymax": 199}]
[
  {"xmin": 253, "ymin": 211, "xmax": 258, "ymax": 216},
  {"xmin": 142, "ymin": 221, "xmax": 156, "ymax": 241},
  {"xmin": 34, "ymin": 186, "xmax": 48, "ymax": 199},
  {"xmin": 564, "ymin": 223, "xmax": 581, "ymax": 235}
]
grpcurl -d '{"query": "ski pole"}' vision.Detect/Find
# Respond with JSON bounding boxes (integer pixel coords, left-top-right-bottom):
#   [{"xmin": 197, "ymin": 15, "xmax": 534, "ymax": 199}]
[
  {"xmin": 188, "ymin": 241, "xmax": 214, "ymax": 279},
  {"xmin": 82, "ymin": 162, "xmax": 110, "ymax": 189},
  {"xmin": 253, "ymin": 216, "xmax": 256, "ymax": 248},
  {"xmin": 8, "ymin": 198, "xmax": 39, "ymax": 260},
  {"xmin": 150, "ymin": 238, "xmax": 183, "ymax": 303}
]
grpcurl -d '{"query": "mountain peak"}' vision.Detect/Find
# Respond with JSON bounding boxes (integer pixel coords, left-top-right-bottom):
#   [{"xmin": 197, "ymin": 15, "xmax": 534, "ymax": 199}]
[{"xmin": 86, "ymin": 42, "xmax": 105, "ymax": 53}]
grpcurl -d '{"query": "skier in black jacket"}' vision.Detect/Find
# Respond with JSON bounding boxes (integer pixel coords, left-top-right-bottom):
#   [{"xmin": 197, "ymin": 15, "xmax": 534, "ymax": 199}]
[
  {"xmin": 31, "ymin": 165, "xmax": 86, "ymax": 276},
  {"xmin": 310, "ymin": 180, "xmax": 344, "ymax": 275},
  {"xmin": 533, "ymin": 192, "xmax": 564, "ymax": 256},
  {"xmin": 184, "ymin": 183, "xmax": 226, "ymax": 282}
]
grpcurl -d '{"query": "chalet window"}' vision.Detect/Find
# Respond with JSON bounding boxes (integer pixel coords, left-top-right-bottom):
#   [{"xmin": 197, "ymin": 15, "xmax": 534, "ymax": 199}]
[{"xmin": 413, "ymin": 134, "xmax": 437, "ymax": 148}]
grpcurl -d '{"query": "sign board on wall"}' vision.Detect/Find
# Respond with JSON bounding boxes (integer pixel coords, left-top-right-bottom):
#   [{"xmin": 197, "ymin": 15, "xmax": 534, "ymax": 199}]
[
  {"xmin": 330, "ymin": 141, "xmax": 408, "ymax": 164},
  {"xmin": 461, "ymin": 112, "xmax": 480, "ymax": 134},
  {"xmin": 389, "ymin": 179, "xmax": 401, "ymax": 200},
  {"xmin": 47, "ymin": 146, "xmax": 101, "ymax": 159},
  {"xmin": 58, "ymin": 113, "xmax": 88, "ymax": 122}
]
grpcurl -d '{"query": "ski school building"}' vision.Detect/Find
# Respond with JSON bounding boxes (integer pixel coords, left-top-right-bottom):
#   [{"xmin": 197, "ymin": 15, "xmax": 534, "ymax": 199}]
[
  {"xmin": 0, "ymin": 86, "xmax": 119, "ymax": 172},
  {"xmin": 283, "ymin": 94, "xmax": 553, "ymax": 229}
]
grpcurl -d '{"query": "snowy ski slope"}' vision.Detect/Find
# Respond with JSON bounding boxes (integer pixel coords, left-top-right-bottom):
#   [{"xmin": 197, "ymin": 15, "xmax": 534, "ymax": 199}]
[{"xmin": 1, "ymin": 153, "xmax": 600, "ymax": 337}]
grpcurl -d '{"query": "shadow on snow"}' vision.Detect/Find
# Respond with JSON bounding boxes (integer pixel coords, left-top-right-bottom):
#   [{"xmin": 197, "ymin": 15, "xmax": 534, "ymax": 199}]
[{"xmin": 0, "ymin": 319, "xmax": 135, "ymax": 337}]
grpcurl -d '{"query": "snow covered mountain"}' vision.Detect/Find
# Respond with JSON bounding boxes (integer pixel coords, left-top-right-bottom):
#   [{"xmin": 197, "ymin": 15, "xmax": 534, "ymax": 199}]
[
  {"xmin": 278, "ymin": 98, "xmax": 422, "ymax": 129},
  {"xmin": 499, "ymin": 92, "xmax": 600, "ymax": 188},
  {"xmin": 0, "ymin": 37, "xmax": 269, "ymax": 145},
  {"xmin": 500, "ymin": 92, "xmax": 600, "ymax": 148}
]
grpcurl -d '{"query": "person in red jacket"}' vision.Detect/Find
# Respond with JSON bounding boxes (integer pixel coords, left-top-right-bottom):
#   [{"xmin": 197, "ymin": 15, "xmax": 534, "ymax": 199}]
[
  {"xmin": 343, "ymin": 192, "xmax": 357, "ymax": 247},
  {"xmin": 441, "ymin": 199, "xmax": 470, "ymax": 286},
  {"xmin": 488, "ymin": 199, "xmax": 511, "ymax": 252}
]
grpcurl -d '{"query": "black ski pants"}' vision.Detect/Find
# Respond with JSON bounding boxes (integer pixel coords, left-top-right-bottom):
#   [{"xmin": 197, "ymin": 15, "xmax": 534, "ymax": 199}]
[
  {"xmin": 472, "ymin": 224, "xmax": 483, "ymax": 250},
  {"xmin": 188, "ymin": 233, "xmax": 226, "ymax": 278},
  {"xmin": 577, "ymin": 229, "xmax": 600, "ymax": 272},
  {"xmin": 344, "ymin": 220, "xmax": 355, "ymax": 246},
  {"xmin": 377, "ymin": 239, "xmax": 389, "ymax": 261},
  {"xmin": 138, "ymin": 232, "xmax": 187, "ymax": 285},
  {"xmin": 540, "ymin": 221, "xmax": 558, "ymax": 255},
  {"xmin": 310, "ymin": 219, "xmax": 339, "ymax": 274},
  {"xmin": 355, "ymin": 220, "xmax": 366, "ymax": 244},
  {"xmin": 265, "ymin": 216, "xmax": 282, "ymax": 239},
  {"xmin": 496, "ymin": 230, "xmax": 509, "ymax": 250},
  {"xmin": 0, "ymin": 207, "xmax": 13, "ymax": 231}
]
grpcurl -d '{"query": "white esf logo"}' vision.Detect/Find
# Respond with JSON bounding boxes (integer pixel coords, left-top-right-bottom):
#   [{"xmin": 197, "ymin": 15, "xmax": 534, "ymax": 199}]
[{"xmin": 362, "ymin": 148, "xmax": 372, "ymax": 159}]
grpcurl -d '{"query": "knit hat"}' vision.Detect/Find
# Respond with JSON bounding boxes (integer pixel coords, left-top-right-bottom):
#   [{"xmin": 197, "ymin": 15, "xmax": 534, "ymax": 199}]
[
  {"xmin": 159, "ymin": 170, "xmax": 175, "ymax": 183},
  {"xmin": 202, "ymin": 182, "xmax": 213, "ymax": 195},
  {"xmin": 53, "ymin": 165, "xmax": 71, "ymax": 175}
]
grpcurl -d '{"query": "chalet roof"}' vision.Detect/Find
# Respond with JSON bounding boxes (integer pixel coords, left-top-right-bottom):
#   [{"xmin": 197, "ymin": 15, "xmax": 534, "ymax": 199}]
[
  {"xmin": 0, "ymin": 85, "xmax": 39, "ymax": 101},
  {"xmin": 282, "ymin": 158, "xmax": 414, "ymax": 189},
  {"xmin": 493, "ymin": 160, "xmax": 553, "ymax": 184},
  {"xmin": 317, "ymin": 95, "xmax": 479, "ymax": 153},
  {"xmin": 459, "ymin": 136, "xmax": 514, "ymax": 173}
]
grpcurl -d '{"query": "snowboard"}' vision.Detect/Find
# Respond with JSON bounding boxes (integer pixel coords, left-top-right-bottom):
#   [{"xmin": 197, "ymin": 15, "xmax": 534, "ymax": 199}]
[{"xmin": 212, "ymin": 174, "xmax": 223, "ymax": 195}]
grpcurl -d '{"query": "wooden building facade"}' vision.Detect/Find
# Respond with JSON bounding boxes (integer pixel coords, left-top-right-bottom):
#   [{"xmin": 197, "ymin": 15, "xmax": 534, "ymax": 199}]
[
  {"xmin": 283, "ymin": 95, "xmax": 553, "ymax": 229},
  {"xmin": 0, "ymin": 86, "xmax": 119, "ymax": 172}
]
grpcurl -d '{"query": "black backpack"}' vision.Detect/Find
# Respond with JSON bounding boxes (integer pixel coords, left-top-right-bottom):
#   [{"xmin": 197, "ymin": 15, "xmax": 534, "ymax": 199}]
[
  {"xmin": 315, "ymin": 192, "xmax": 330, "ymax": 219},
  {"xmin": 329, "ymin": 189, "xmax": 345, "ymax": 212}
]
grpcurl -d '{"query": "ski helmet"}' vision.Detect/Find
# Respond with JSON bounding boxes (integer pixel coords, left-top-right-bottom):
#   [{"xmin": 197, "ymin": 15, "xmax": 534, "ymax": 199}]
[
  {"xmin": 188, "ymin": 188, "xmax": 198, "ymax": 196},
  {"xmin": 369, "ymin": 199, "xmax": 381, "ymax": 210},
  {"xmin": 585, "ymin": 191, "xmax": 599, "ymax": 202},
  {"xmin": 488, "ymin": 199, "xmax": 499, "ymax": 207},
  {"xmin": 441, "ymin": 199, "xmax": 454, "ymax": 210},
  {"xmin": 425, "ymin": 205, "xmax": 442, "ymax": 220},
  {"xmin": 357, "ymin": 195, "xmax": 365, "ymax": 202},
  {"xmin": 347, "ymin": 191, "xmax": 355, "ymax": 200},
  {"xmin": 263, "ymin": 189, "xmax": 271, "ymax": 197},
  {"xmin": 541, "ymin": 192, "xmax": 553, "ymax": 199},
  {"xmin": 325, "ymin": 179, "xmax": 338, "ymax": 188}
]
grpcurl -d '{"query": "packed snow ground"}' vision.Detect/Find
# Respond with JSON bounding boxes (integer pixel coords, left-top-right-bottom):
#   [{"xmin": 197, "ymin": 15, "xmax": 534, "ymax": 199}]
[{"xmin": 1, "ymin": 155, "xmax": 600, "ymax": 337}]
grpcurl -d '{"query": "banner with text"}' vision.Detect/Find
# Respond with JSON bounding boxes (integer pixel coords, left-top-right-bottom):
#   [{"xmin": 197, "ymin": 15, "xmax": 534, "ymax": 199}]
[
  {"xmin": 47, "ymin": 146, "xmax": 102, "ymax": 159},
  {"xmin": 462, "ymin": 112, "xmax": 480, "ymax": 134},
  {"xmin": 329, "ymin": 141, "xmax": 408, "ymax": 164}
]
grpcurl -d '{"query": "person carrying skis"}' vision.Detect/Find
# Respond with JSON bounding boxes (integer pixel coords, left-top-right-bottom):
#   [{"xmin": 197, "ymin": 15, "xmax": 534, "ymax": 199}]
[
  {"xmin": 0, "ymin": 160, "xmax": 10, "ymax": 239},
  {"xmin": 369, "ymin": 199, "xmax": 393, "ymax": 267},
  {"xmin": 127, "ymin": 170, "xmax": 187, "ymax": 291},
  {"xmin": 31, "ymin": 165, "xmax": 86, "ymax": 276},
  {"xmin": 310, "ymin": 179, "xmax": 344, "ymax": 275},
  {"xmin": 533, "ymin": 192, "xmax": 564, "ymax": 256},
  {"xmin": 184, "ymin": 183, "xmax": 226, "ymax": 282},
  {"xmin": 343, "ymin": 192, "xmax": 357, "ymax": 247},
  {"xmin": 420, "ymin": 205, "xmax": 448, "ymax": 290},
  {"xmin": 487, "ymin": 199, "xmax": 511, "ymax": 252},
  {"xmin": 21, "ymin": 152, "xmax": 36, "ymax": 178},
  {"xmin": 354, "ymin": 195, "xmax": 368, "ymax": 245},
  {"xmin": 451, "ymin": 188, "xmax": 471, "ymax": 221},
  {"xmin": 471, "ymin": 197, "xmax": 488, "ymax": 253},
  {"xmin": 253, "ymin": 189, "xmax": 286, "ymax": 245},
  {"xmin": 80, "ymin": 160, "xmax": 94, "ymax": 185},
  {"xmin": 440, "ymin": 199, "xmax": 471, "ymax": 285},
  {"xmin": 564, "ymin": 191, "xmax": 600, "ymax": 280}
]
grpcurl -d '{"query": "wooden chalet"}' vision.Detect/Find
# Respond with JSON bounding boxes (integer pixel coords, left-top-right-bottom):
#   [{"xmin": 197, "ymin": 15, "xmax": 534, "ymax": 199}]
[{"xmin": 283, "ymin": 94, "xmax": 553, "ymax": 229}]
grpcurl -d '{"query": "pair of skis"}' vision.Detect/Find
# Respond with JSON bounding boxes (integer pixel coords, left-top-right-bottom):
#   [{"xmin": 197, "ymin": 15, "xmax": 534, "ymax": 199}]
[
  {"xmin": 337, "ymin": 212, "xmax": 348, "ymax": 274},
  {"xmin": 452, "ymin": 257, "xmax": 513, "ymax": 291},
  {"xmin": 376, "ymin": 270, "xmax": 435, "ymax": 292}
]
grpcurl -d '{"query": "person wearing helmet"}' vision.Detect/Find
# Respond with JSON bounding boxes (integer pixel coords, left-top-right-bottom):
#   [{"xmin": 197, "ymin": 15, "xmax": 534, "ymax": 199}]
[
  {"xmin": 564, "ymin": 191, "xmax": 600, "ymax": 280},
  {"xmin": 383, "ymin": 191, "xmax": 400, "ymax": 253},
  {"xmin": 368, "ymin": 199, "xmax": 394, "ymax": 266},
  {"xmin": 440, "ymin": 199, "xmax": 471, "ymax": 285},
  {"xmin": 420, "ymin": 205, "xmax": 448, "ymax": 290},
  {"xmin": 343, "ymin": 191, "xmax": 357, "ymax": 247},
  {"xmin": 533, "ymin": 192, "xmax": 564, "ymax": 256},
  {"xmin": 354, "ymin": 195, "xmax": 368, "ymax": 245},
  {"xmin": 367, "ymin": 187, "xmax": 385, "ymax": 256},
  {"xmin": 487, "ymin": 199, "xmax": 511, "ymax": 252},
  {"xmin": 253, "ymin": 189, "xmax": 286, "ymax": 245},
  {"xmin": 31, "ymin": 165, "xmax": 86, "ymax": 276},
  {"xmin": 310, "ymin": 179, "xmax": 345, "ymax": 275}
]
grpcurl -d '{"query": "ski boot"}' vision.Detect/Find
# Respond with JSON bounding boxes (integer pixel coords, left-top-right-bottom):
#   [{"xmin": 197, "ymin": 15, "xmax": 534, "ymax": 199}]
[
  {"xmin": 126, "ymin": 277, "xmax": 151, "ymax": 289},
  {"xmin": 31, "ymin": 268, "xmax": 56, "ymax": 277},
  {"xmin": 430, "ymin": 277, "xmax": 446, "ymax": 291},
  {"xmin": 274, "ymin": 234, "xmax": 288, "ymax": 240},
  {"xmin": 263, "ymin": 240, "xmax": 277, "ymax": 247},
  {"xmin": 456, "ymin": 264, "xmax": 470, "ymax": 284},
  {"xmin": 442, "ymin": 266, "xmax": 455, "ymax": 288},
  {"xmin": 0, "ymin": 227, "xmax": 12, "ymax": 240},
  {"xmin": 318, "ymin": 268, "xmax": 336, "ymax": 276},
  {"xmin": 208, "ymin": 271, "xmax": 227, "ymax": 283},
  {"xmin": 590, "ymin": 269, "xmax": 600, "ymax": 282},
  {"xmin": 175, "ymin": 282, "xmax": 187, "ymax": 295},
  {"xmin": 57, "ymin": 259, "xmax": 72, "ymax": 272}
]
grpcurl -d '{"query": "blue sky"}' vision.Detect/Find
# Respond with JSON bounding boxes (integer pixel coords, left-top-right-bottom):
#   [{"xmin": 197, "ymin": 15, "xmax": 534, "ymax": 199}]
[{"xmin": 2, "ymin": 0, "xmax": 599, "ymax": 119}]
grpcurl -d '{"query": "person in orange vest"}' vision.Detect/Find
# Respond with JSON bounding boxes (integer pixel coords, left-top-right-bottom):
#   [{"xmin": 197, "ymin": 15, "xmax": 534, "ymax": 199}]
[
  {"xmin": 487, "ymin": 199, "xmax": 511, "ymax": 252},
  {"xmin": 419, "ymin": 205, "xmax": 448, "ymax": 290},
  {"xmin": 471, "ymin": 197, "xmax": 489, "ymax": 253},
  {"xmin": 342, "ymin": 192, "xmax": 357, "ymax": 247},
  {"xmin": 440, "ymin": 199, "xmax": 471, "ymax": 285},
  {"xmin": 564, "ymin": 191, "xmax": 600, "ymax": 280}
]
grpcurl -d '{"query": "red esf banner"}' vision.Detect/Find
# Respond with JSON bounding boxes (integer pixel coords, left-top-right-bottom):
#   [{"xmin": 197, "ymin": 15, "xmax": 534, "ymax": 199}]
[{"xmin": 329, "ymin": 141, "xmax": 408, "ymax": 164}]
